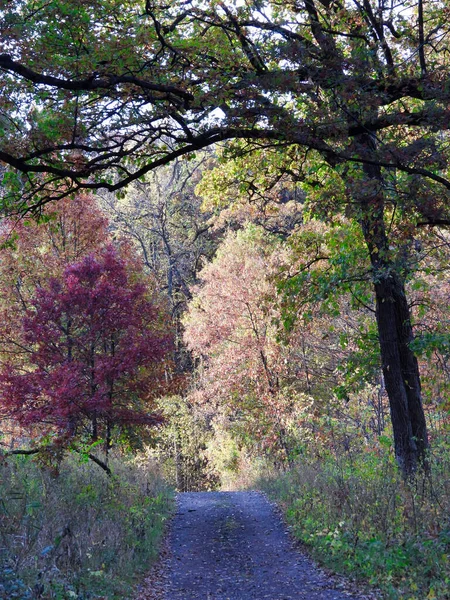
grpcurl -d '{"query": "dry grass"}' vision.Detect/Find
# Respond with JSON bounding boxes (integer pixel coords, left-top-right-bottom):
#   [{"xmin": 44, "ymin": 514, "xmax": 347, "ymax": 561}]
[
  {"xmin": 257, "ymin": 437, "xmax": 450, "ymax": 600},
  {"xmin": 0, "ymin": 450, "xmax": 173, "ymax": 599}
]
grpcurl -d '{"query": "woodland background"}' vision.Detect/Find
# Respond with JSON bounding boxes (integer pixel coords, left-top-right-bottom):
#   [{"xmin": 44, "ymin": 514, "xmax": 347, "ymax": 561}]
[{"xmin": 0, "ymin": 0, "xmax": 450, "ymax": 598}]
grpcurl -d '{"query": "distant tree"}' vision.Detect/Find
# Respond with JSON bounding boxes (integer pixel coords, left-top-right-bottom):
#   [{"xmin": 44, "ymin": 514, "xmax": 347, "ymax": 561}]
[
  {"xmin": 184, "ymin": 226, "xmax": 340, "ymax": 461},
  {"xmin": 0, "ymin": 246, "xmax": 171, "ymax": 457},
  {"xmin": 101, "ymin": 157, "xmax": 215, "ymax": 304},
  {"xmin": 184, "ymin": 227, "xmax": 286, "ymax": 455}
]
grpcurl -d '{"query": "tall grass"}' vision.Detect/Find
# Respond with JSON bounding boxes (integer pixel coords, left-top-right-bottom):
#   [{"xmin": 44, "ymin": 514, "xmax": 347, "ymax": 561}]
[
  {"xmin": 257, "ymin": 436, "xmax": 450, "ymax": 599},
  {"xmin": 0, "ymin": 451, "xmax": 173, "ymax": 599}
]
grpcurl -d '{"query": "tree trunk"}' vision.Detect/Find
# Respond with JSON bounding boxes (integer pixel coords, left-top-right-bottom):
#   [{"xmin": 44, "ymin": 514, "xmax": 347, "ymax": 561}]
[
  {"xmin": 372, "ymin": 270, "xmax": 428, "ymax": 474},
  {"xmin": 355, "ymin": 133, "xmax": 429, "ymax": 475}
]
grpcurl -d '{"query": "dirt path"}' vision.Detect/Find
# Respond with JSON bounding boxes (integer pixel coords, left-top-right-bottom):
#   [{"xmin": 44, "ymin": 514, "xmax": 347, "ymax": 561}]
[{"xmin": 137, "ymin": 491, "xmax": 374, "ymax": 600}]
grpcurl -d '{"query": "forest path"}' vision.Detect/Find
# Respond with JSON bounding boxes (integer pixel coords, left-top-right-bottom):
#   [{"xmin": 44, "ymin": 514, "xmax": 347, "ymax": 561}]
[{"xmin": 139, "ymin": 491, "xmax": 372, "ymax": 600}]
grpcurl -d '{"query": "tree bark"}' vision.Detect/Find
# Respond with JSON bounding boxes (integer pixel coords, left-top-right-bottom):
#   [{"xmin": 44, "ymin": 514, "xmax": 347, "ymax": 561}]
[
  {"xmin": 372, "ymin": 270, "xmax": 428, "ymax": 474},
  {"xmin": 356, "ymin": 133, "xmax": 429, "ymax": 475}
]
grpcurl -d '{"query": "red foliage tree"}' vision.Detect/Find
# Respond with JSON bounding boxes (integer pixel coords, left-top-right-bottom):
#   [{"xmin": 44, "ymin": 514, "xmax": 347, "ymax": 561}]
[
  {"xmin": 0, "ymin": 246, "xmax": 171, "ymax": 452},
  {"xmin": 0, "ymin": 195, "xmax": 111, "ymax": 364}
]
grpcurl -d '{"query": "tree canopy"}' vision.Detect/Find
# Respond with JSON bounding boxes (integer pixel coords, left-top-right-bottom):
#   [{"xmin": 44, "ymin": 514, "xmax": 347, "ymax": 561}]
[
  {"xmin": 0, "ymin": 0, "xmax": 448, "ymax": 212},
  {"xmin": 1, "ymin": 0, "xmax": 450, "ymax": 473},
  {"xmin": 0, "ymin": 245, "xmax": 171, "ymax": 452}
]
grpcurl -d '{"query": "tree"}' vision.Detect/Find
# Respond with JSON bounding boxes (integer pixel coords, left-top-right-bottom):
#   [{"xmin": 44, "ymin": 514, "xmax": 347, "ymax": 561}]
[
  {"xmin": 2, "ymin": 0, "xmax": 449, "ymax": 472},
  {"xmin": 0, "ymin": 193, "xmax": 109, "ymax": 305},
  {"xmin": 0, "ymin": 246, "xmax": 171, "ymax": 455},
  {"xmin": 0, "ymin": 194, "xmax": 112, "ymax": 393},
  {"xmin": 184, "ymin": 226, "xmax": 319, "ymax": 461}
]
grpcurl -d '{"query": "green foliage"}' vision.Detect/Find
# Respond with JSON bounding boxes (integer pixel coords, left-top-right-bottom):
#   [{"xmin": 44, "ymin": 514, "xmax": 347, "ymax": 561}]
[
  {"xmin": 258, "ymin": 438, "xmax": 450, "ymax": 600},
  {"xmin": 335, "ymin": 321, "xmax": 381, "ymax": 395},
  {"xmin": 153, "ymin": 396, "xmax": 220, "ymax": 491},
  {"xmin": 204, "ymin": 425, "xmax": 242, "ymax": 488},
  {"xmin": 410, "ymin": 332, "xmax": 450, "ymax": 360},
  {"xmin": 280, "ymin": 219, "xmax": 372, "ymax": 325},
  {"xmin": 0, "ymin": 451, "xmax": 173, "ymax": 599},
  {"xmin": 196, "ymin": 145, "xmax": 304, "ymax": 235}
]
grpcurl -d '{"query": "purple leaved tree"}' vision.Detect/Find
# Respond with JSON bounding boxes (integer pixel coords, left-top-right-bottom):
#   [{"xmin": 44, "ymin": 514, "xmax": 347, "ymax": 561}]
[{"xmin": 0, "ymin": 246, "xmax": 172, "ymax": 466}]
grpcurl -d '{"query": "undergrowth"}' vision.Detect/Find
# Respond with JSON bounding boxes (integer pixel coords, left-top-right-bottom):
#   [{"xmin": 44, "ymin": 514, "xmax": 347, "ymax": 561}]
[
  {"xmin": 257, "ymin": 436, "xmax": 450, "ymax": 600},
  {"xmin": 0, "ymin": 451, "xmax": 173, "ymax": 599}
]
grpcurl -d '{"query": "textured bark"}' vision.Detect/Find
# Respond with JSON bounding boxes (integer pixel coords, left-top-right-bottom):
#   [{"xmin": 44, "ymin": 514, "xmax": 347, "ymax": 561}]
[
  {"xmin": 373, "ymin": 273, "xmax": 428, "ymax": 474},
  {"xmin": 356, "ymin": 133, "xmax": 429, "ymax": 474}
]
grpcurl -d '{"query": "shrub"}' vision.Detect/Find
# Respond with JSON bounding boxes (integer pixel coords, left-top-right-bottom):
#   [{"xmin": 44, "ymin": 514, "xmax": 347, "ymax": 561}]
[
  {"xmin": 0, "ymin": 451, "xmax": 173, "ymax": 599},
  {"xmin": 257, "ymin": 437, "xmax": 450, "ymax": 599}
]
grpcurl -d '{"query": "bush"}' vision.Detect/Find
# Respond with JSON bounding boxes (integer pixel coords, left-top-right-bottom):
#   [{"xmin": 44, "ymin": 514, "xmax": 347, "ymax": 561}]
[
  {"xmin": 0, "ymin": 451, "xmax": 173, "ymax": 599},
  {"xmin": 257, "ymin": 438, "xmax": 450, "ymax": 599}
]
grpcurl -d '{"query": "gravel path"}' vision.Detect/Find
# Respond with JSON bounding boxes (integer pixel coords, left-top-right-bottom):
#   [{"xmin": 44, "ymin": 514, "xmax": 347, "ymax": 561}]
[{"xmin": 151, "ymin": 491, "xmax": 370, "ymax": 600}]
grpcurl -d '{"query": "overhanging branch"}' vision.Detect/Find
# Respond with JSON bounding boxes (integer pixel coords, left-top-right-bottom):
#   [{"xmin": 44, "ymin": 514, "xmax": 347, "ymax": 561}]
[
  {"xmin": 0, "ymin": 54, "xmax": 193, "ymax": 105},
  {"xmin": 3, "ymin": 446, "xmax": 112, "ymax": 475}
]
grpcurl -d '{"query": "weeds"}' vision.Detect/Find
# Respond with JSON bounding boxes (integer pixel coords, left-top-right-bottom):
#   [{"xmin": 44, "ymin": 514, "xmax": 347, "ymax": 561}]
[
  {"xmin": 257, "ymin": 437, "xmax": 450, "ymax": 599},
  {"xmin": 0, "ymin": 451, "xmax": 173, "ymax": 599}
]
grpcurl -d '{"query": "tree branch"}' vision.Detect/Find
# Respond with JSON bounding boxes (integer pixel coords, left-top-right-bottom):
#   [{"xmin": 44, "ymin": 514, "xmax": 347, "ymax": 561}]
[
  {"xmin": 416, "ymin": 219, "xmax": 450, "ymax": 228},
  {"xmin": 418, "ymin": 0, "xmax": 427, "ymax": 76},
  {"xmin": 3, "ymin": 446, "xmax": 112, "ymax": 475},
  {"xmin": 0, "ymin": 54, "xmax": 193, "ymax": 105}
]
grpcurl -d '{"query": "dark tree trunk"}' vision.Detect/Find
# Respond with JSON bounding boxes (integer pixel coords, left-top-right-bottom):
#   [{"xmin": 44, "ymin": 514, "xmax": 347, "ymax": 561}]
[
  {"xmin": 372, "ymin": 271, "xmax": 428, "ymax": 474},
  {"xmin": 355, "ymin": 133, "xmax": 429, "ymax": 475}
]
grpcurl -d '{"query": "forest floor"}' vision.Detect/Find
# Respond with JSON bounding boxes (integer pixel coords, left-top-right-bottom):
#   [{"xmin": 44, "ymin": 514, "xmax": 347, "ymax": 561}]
[{"xmin": 134, "ymin": 491, "xmax": 379, "ymax": 600}]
